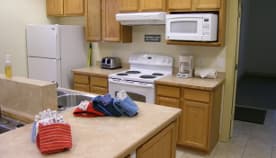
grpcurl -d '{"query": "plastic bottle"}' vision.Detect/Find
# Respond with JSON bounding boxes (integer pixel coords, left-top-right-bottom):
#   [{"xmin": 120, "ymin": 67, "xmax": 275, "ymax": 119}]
[{"xmin": 4, "ymin": 54, "xmax": 12, "ymax": 79}]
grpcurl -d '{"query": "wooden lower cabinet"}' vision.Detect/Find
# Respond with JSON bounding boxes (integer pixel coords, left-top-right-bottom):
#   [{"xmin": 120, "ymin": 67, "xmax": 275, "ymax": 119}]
[
  {"xmin": 156, "ymin": 96, "xmax": 180, "ymax": 108},
  {"xmin": 156, "ymin": 84, "xmax": 222, "ymax": 152},
  {"xmin": 90, "ymin": 75, "xmax": 108, "ymax": 95},
  {"xmin": 73, "ymin": 73, "xmax": 90, "ymax": 92},
  {"xmin": 74, "ymin": 83, "xmax": 90, "ymax": 92},
  {"xmin": 73, "ymin": 73, "xmax": 108, "ymax": 95},
  {"xmin": 137, "ymin": 122, "xmax": 177, "ymax": 158},
  {"xmin": 179, "ymin": 101, "xmax": 209, "ymax": 149}
]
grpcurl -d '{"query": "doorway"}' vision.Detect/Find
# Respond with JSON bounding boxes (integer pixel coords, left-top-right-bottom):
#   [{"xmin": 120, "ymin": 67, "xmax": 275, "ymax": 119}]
[
  {"xmin": 231, "ymin": 0, "xmax": 276, "ymax": 157},
  {"xmin": 235, "ymin": 0, "xmax": 276, "ymax": 124}
]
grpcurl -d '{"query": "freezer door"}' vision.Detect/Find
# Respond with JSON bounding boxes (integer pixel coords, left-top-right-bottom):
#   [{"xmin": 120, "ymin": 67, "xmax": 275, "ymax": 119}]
[
  {"xmin": 27, "ymin": 57, "xmax": 61, "ymax": 85},
  {"xmin": 26, "ymin": 25, "xmax": 60, "ymax": 59}
]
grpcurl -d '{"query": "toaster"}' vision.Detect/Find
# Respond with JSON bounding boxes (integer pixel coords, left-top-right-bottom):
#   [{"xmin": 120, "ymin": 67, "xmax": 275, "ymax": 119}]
[{"xmin": 101, "ymin": 57, "xmax": 122, "ymax": 69}]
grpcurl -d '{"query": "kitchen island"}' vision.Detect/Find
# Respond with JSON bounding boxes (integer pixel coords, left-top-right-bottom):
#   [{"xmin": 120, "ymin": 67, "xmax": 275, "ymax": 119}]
[{"xmin": 0, "ymin": 102, "xmax": 181, "ymax": 158}]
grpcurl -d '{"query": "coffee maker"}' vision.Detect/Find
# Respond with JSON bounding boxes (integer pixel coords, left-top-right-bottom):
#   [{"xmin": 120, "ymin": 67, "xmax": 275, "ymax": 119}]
[{"xmin": 176, "ymin": 56, "xmax": 194, "ymax": 78}]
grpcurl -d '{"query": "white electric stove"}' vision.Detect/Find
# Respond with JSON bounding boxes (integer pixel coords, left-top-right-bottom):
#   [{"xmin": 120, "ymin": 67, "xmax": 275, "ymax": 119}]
[{"xmin": 109, "ymin": 54, "xmax": 173, "ymax": 103}]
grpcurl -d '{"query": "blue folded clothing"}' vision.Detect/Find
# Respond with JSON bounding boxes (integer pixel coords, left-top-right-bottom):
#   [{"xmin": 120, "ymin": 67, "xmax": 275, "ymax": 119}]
[
  {"xmin": 93, "ymin": 94, "xmax": 122, "ymax": 117},
  {"xmin": 113, "ymin": 96, "xmax": 138, "ymax": 117}
]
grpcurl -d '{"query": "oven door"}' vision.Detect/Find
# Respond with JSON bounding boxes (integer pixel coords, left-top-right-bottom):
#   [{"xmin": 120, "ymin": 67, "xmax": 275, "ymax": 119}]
[
  {"xmin": 108, "ymin": 79, "xmax": 155, "ymax": 104},
  {"xmin": 166, "ymin": 17, "xmax": 203, "ymax": 41}
]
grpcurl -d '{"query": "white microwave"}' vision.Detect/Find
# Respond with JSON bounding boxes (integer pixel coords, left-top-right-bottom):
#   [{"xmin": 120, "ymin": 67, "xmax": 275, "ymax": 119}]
[{"xmin": 166, "ymin": 13, "xmax": 218, "ymax": 41}]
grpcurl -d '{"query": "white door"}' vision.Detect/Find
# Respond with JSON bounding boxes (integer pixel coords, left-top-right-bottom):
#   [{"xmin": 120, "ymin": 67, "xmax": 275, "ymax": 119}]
[
  {"xmin": 26, "ymin": 25, "xmax": 60, "ymax": 59},
  {"xmin": 27, "ymin": 57, "xmax": 61, "ymax": 85}
]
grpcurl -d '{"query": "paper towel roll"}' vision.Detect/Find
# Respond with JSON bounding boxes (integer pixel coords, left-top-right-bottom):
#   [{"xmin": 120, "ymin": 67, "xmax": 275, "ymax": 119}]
[{"xmin": 195, "ymin": 68, "xmax": 217, "ymax": 79}]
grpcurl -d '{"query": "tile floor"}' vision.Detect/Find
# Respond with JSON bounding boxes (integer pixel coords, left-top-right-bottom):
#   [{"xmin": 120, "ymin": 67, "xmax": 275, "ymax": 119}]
[{"xmin": 176, "ymin": 110, "xmax": 276, "ymax": 158}]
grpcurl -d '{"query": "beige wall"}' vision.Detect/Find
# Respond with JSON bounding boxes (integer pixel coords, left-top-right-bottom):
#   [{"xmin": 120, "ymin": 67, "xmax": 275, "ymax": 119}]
[
  {"xmin": 0, "ymin": 0, "xmax": 56, "ymax": 76},
  {"xmin": 59, "ymin": 18, "xmax": 226, "ymax": 72}
]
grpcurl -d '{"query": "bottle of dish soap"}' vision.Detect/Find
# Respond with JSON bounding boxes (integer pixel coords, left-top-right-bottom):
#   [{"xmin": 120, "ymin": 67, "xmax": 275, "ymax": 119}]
[{"xmin": 4, "ymin": 54, "xmax": 12, "ymax": 79}]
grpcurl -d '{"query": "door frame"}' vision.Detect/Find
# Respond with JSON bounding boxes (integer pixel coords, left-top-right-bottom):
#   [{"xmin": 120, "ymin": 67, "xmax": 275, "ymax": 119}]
[{"xmin": 220, "ymin": 0, "xmax": 240, "ymax": 141}]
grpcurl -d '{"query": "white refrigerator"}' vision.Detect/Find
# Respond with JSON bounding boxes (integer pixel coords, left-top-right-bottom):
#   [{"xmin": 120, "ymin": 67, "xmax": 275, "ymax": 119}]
[{"xmin": 26, "ymin": 24, "xmax": 87, "ymax": 88}]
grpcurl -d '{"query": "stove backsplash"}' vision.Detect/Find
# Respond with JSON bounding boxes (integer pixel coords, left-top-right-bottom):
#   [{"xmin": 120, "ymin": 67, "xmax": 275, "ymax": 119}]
[
  {"xmin": 58, "ymin": 18, "xmax": 225, "ymax": 72},
  {"xmin": 96, "ymin": 26, "xmax": 225, "ymax": 72}
]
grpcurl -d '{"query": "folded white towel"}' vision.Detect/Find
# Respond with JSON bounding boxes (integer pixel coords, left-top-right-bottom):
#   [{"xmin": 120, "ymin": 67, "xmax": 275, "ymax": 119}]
[{"xmin": 195, "ymin": 68, "xmax": 217, "ymax": 79}]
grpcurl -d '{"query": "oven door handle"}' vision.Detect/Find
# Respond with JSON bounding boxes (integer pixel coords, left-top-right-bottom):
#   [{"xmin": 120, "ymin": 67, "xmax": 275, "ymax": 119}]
[{"xmin": 108, "ymin": 79, "xmax": 154, "ymax": 88}]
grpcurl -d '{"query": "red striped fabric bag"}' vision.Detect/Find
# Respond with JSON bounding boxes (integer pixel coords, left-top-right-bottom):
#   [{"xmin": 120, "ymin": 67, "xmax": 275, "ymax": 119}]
[{"xmin": 36, "ymin": 123, "xmax": 72, "ymax": 154}]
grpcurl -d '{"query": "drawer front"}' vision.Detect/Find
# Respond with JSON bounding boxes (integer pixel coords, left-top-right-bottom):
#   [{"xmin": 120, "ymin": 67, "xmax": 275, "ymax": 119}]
[
  {"xmin": 74, "ymin": 74, "xmax": 89, "ymax": 84},
  {"xmin": 157, "ymin": 96, "xmax": 180, "ymax": 108},
  {"xmin": 74, "ymin": 83, "xmax": 90, "ymax": 92},
  {"xmin": 156, "ymin": 85, "xmax": 181, "ymax": 98},
  {"xmin": 90, "ymin": 76, "xmax": 108, "ymax": 87},
  {"xmin": 91, "ymin": 86, "xmax": 108, "ymax": 95},
  {"xmin": 183, "ymin": 89, "xmax": 210, "ymax": 103}
]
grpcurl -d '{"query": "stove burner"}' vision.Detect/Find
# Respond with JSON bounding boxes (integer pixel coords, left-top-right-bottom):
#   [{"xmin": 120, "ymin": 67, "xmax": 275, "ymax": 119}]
[
  {"xmin": 117, "ymin": 73, "xmax": 128, "ymax": 76},
  {"xmin": 126, "ymin": 71, "xmax": 141, "ymax": 74},
  {"xmin": 152, "ymin": 73, "xmax": 164, "ymax": 76},
  {"xmin": 140, "ymin": 75, "xmax": 156, "ymax": 79}
]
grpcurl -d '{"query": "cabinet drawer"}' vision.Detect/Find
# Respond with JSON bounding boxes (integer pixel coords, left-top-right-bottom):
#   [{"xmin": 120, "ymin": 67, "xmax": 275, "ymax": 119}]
[
  {"xmin": 157, "ymin": 96, "xmax": 180, "ymax": 108},
  {"xmin": 91, "ymin": 86, "xmax": 108, "ymax": 95},
  {"xmin": 156, "ymin": 85, "xmax": 181, "ymax": 98},
  {"xmin": 183, "ymin": 89, "xmax": 210, "ymax": 103},
  {"xmin": 74, "ymin": 83, "xmax": 90, "ymax": 92},
  {"xmin": 74, "ymin": 74, "xmax": 89, "ymax": 84},
  {"xmin": 90, "ymin": 76, "xmax": 108, "ymax": 87}
]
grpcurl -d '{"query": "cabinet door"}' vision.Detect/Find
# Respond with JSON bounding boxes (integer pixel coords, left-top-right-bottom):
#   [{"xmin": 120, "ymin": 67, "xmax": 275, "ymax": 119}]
[
  {"xmin": 140, "ymin": 0, "xmax": 166, "ymax": 11},
  {"xmin": 195, "ymin": 0, "xmax": 221, "ymax": 9},
  {"xmin": 137, "ymin": 123, "xmax": 176, "ymax": 158},
  {"xmin": 86, "ymin": 0, "xmax": 102, "ymax": 41},
  {"xmin": 119, "ymin": 0, "xmax": 139, "ymax": 12},
  {"xmin": 102, "ymin": 0, "xmax": 121, "ymax": 41},
  {"xmin": 167, "ymin": 0, "xmax": 192, "ymax": 11},
  {"xmin": 64, "ymin": 0, "xmax": 84, "ymax": 15},
  {"xmin": 46, "ymin": 0, "xmax": 63, "ymax": 16},
  {"xmin": 180, "ymin": 100, "xmax": 209, "ymax": 150}
]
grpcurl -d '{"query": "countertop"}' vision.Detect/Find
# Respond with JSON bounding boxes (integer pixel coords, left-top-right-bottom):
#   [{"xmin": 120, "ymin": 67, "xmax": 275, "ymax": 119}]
[
  {"xmin": 72, "ymin": 66, "xmax": 224, "ymax": 90},
  {"xmin": 72, "ymin": 66, "xmax": 127, "ymax": 77},
  {"xmin": 0, "ymin": 102, "xmax": 181, "ymax": 158},
  {"xmin": 0, "ymin": 74, "xmax": 55, "ymax": 87},
  {"xmin": 156, "ymin": 74, "xmax": 225, "ymax": 90}
]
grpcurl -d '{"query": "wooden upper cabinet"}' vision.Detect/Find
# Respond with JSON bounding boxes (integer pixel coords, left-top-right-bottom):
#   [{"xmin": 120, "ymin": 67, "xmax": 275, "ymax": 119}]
[
  {"xmin": 102, "ymin": 0, "xmax": 132, "ymax": 42},
  {"xmin": 167, "ymin": 0, "xmax": 192, "ymax": 11},
  {"xmin": 46, "ymin": 0, "xmax": 63, "ymax": 16},
  {"xmin": 46, "ymin": 0, "xmax": 84, "ymax": 16},
  {"xmin": 64, "ymin": 0, "xmax": 84, "ymax": 15},
  {"xmin": 86, "ymin": 0, "xmax": 102, "ymax": 41},
  {"xmin": 119, "ymin": 0, "xmax": 139, "ymax": 12},
  {"xmin": 86, "ymin": 0, "xmax": 132, "ymax": 42},
  {"xmin": 102, "ymin": 0, "xmax": 121, "ymax": 41},
  {"xmin": 167, "ymin": 0, "xmax": 221, "ymax": 11},
  {"xmin": 140, "ymin": 0, "xmax": 166, "ymax": 11},
  {"xmin": 195, "ymin": 0, "xmax": 221, "ymax": 9}
]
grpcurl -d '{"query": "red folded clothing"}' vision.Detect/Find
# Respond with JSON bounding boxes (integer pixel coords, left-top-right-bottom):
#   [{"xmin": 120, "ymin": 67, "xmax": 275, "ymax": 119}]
[
  {"xmin": 36, "ymin": 123, "xmax": 72, "ymax": 154},
  {"xmin": 73, "ymin": 101, "xmax": 104, "ymax": 117}
]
